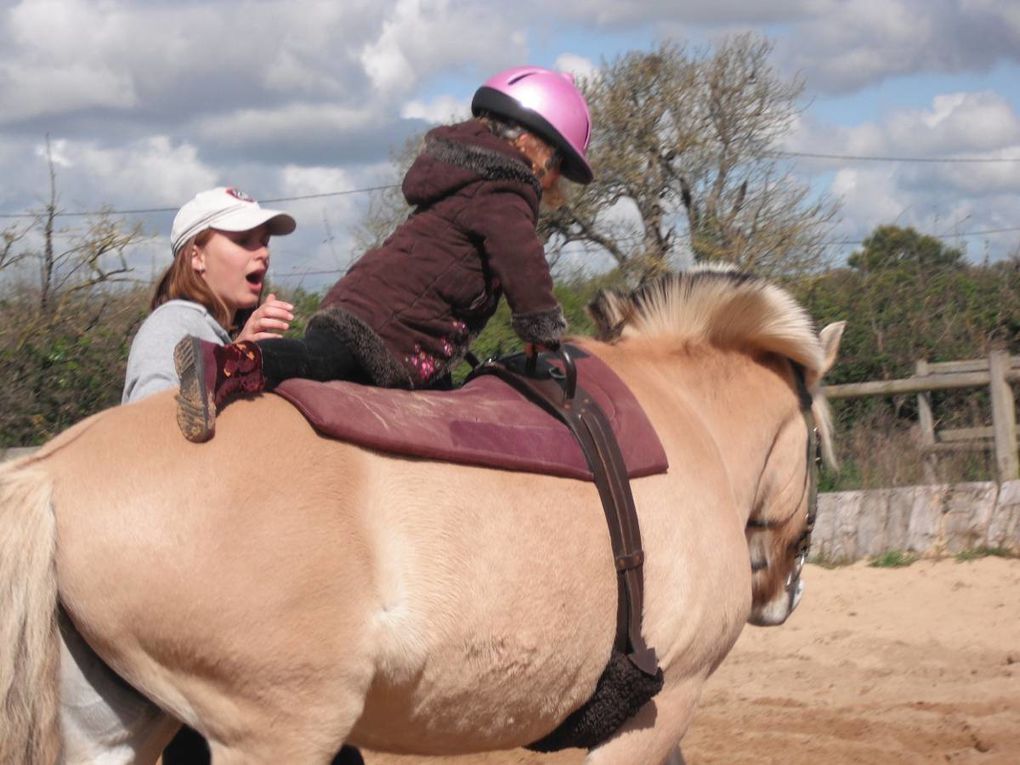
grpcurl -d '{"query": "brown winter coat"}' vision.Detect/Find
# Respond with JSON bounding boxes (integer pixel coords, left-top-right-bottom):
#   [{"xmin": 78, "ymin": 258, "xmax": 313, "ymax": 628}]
[{"xmin": 314, "ymin": 119, "xmax": 565, "ymax": 388}]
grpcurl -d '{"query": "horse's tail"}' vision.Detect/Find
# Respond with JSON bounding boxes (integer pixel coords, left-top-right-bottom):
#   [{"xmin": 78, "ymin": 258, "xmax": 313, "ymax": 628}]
[{"xmin": 0, "ymin": 461, "xmax": 61, "ymax": 765}]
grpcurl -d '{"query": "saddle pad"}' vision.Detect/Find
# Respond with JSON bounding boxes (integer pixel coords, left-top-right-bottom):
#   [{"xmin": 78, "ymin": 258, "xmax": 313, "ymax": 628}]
[{"xmin": 273, "ymin": 350, "xmax": 668, "ymax": 481}]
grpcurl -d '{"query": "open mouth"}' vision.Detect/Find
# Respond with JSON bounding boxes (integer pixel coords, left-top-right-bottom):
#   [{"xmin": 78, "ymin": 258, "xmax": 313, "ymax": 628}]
[{"xmin": 246, "ymin": 270, "xmax": 265, "ymax": 288}]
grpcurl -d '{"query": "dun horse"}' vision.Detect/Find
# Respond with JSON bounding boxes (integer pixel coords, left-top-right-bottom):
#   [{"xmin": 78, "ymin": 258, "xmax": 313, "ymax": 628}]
[{"xmin": 0, "ymin": 268, "xmax": 842, "ymax": 764}]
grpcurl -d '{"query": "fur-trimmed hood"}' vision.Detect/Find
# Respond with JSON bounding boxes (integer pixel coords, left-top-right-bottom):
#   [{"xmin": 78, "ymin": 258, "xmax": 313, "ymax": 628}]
[{"xmin": 403, "ymin": 120, "xmax": 542, "ymax": 215}]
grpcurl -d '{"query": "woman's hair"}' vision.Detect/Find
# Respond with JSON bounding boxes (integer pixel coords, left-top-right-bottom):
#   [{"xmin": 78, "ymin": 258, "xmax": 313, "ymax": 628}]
[{"xmin": 150, "ymin": 230, "xmax": 255, "ymax": 334}]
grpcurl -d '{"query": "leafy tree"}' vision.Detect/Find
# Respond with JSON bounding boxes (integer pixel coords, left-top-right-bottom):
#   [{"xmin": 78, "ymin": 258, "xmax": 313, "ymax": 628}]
[
  {"xmin": 798, "ymin": 225, "xmax": 1007, "ymax": 385},
  {"xmin": 847, "ymin": 225, "xmax": 963, "ymax": 272}
]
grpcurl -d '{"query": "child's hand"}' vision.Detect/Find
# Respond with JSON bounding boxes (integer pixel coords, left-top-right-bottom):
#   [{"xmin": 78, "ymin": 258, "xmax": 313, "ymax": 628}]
[
  {"xmin": 525, "ymin": 341, "xmax": 561, "ymax": 357},
  {"xmin": 236, "ymin": 293, "xmax": 295, "ymax": 342}
]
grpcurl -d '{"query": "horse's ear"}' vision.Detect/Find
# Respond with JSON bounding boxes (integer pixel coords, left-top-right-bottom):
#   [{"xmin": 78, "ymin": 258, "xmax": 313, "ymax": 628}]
[
  {"xmin": 818, "ymin": 321, "xmax": 846, "ymax": 378},
  {"xmin": 587, "ymin": 289, "xmax": 631, "ymax": 342}
]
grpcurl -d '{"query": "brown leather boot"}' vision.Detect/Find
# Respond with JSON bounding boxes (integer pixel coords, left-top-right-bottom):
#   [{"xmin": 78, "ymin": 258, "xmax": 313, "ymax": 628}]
[{"xmin": 173, "ymin": 337, "xmax": 265, "ymax": 442}]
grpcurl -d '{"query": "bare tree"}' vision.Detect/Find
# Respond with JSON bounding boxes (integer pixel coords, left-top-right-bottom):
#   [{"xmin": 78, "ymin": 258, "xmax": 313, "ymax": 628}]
[
  {"xmin": 541, "ymin": 35, "xmax": 838, "ymax": 280},
  {"xmin": 0, "ymin": 224, "xmax": 30, "ymax": 273},
  {"xmin": 34, "ymin": 138, "xmax": 137, "ymax": 317},
  {"xmin": 0, "ymin": 139, "xmax": 147, "ymax": 445}
]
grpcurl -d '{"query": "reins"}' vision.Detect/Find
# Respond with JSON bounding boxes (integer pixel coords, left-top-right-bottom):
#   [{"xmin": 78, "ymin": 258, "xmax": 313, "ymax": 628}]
[{"xmin": 745, "ymin": 362, "xmax": 821, "ymax": 587}]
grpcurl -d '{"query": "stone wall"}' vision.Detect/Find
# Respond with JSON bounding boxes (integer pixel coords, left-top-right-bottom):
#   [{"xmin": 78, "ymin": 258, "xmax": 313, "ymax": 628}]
[{"xmin": 811, "ymin": 480, "xmax": 1020, "ymax": 563}]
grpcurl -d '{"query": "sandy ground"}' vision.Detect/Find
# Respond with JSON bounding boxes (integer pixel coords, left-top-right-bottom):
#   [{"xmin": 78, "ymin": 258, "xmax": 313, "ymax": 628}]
[{"xmin": 363, "ymin": 557, "xmax": 1020, "ymax": 765}]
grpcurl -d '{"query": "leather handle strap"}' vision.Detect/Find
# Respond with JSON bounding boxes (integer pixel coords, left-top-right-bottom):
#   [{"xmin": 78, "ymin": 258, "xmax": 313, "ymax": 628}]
[{"xmin": 470, "ymin": 349, "xmax": 660, "ymax": 677}]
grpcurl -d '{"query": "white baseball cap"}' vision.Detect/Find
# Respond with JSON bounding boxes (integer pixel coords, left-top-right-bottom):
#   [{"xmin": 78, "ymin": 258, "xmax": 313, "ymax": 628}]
[{"xmin": 170, "ymin": 187, "xmax": 296, "ymax": 256}]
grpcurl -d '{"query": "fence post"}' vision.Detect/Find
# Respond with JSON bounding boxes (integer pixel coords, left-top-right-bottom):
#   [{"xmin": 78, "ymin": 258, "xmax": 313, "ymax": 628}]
[
  {"xmin": 915, "ymin": 359, "xmax": 938, "ymax": 484},
  {"xmin": 988, "ymin": 349, "xmax": 1019, "ymax": 483}
]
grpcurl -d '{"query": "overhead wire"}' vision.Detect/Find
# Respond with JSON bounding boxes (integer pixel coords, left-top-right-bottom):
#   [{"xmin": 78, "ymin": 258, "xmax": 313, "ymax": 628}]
[{"xmin": 2, "ymin": 149, "xmax": 1020, "ymax": 220}]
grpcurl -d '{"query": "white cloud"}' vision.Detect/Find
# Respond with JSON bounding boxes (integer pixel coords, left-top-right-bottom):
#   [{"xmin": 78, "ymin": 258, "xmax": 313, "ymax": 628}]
[
  {"xmin": 777, "ymin": 0, "xmax": 1020, "ymax": 93},
  {"xmin": 790, "ymin": 89, "xmax": 1020, "ymax": 257},
  {"xmin": 400, "ymin": 95, "xmax": 469, "ymax": 124},
  {"xmin": 359, "ymin": 0, "xmax": 526, "ymax": 94},
  {"xmin": 14, "ymin": 136, "xmax": 216, "ymax": 218},
  {"xmin": 553, "ymin": 54, "xmax": 597, "ymax": 80},
  {"xmin": 196, "ymin": 103, "xmax": 379, "ymax": 147},
  {"xmin": 794, "ymin": 90, "xmax": 1020, "ymax": 163},
  {"xmin": 551, "ymin": 0, "xmax": 818, "ymax": 26},
  {"xmin": 1, "ymin": 0, "xmax": 1019, "ymax": 283}
]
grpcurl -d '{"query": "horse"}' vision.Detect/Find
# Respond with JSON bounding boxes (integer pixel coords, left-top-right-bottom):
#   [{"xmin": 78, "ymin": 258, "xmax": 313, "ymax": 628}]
[{"xmin": 0, "ymin": 267, "xmax": 843, "ymax": 765}]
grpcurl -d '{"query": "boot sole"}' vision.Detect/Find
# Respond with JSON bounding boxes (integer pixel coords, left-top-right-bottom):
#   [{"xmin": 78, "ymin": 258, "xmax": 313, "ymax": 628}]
[{"xmin": 174, "ymin": 337, "xmax": 216, "ymax": 443}]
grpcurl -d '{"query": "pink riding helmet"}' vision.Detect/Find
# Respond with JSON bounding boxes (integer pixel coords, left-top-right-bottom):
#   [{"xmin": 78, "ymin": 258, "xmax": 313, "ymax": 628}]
[{"xmin": 471, "ymin": 65, "xmax": 594, "ymax": 185}]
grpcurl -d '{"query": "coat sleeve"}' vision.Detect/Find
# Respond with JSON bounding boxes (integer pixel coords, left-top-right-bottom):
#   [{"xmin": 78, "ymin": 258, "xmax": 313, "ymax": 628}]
[{"xmin": 462, "ymin": 187, "xmax": 567, "ymax": 346}]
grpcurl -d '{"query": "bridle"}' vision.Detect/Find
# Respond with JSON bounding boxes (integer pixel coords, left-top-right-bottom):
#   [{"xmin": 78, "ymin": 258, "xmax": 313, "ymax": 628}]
[{"xmin": 746, "ymin": 363, "xmax": 822, "ymax": 601}]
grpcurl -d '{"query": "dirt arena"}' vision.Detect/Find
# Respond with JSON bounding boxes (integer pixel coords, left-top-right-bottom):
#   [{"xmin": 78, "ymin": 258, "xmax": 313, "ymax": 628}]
[{"xmin": 364, "ymin": 556, "xmax": 1020, "ymax": 765}]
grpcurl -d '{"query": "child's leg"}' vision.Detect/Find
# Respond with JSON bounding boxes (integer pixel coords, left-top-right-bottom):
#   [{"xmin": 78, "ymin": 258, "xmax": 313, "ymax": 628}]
[
  {"xmin": 258, "ymin": 329, "xmax": 362, "ymax": 388},
  {"xmin": 174, "ymin": 326, "xmax": 363, "ymax": 442}
]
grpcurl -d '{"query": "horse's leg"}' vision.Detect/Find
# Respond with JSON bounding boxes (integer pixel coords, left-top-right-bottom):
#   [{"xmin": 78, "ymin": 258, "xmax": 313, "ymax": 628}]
[
  {"xmin": 207, "ymin": 737, "xmax": 351, "ymax": 765},
  {"xmin": 201, "ymin": 682, "xmax": 369, "ymax": 765},
  {"xmin": 60, "ymin": 616, "xmax": 179, "ymax": 764},
  {"xmin": 583, "ymin": 680, "xmax": 700, "ymax": 765}
]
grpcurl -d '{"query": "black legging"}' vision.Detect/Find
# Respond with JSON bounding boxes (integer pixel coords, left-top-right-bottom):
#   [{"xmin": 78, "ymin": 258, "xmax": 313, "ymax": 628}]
[{"xmin": 257, "ymin": 325, "xmax": 366, "ymax": 388}]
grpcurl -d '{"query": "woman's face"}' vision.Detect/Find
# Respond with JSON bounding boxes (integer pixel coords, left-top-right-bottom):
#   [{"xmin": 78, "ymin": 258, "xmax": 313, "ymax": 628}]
[{"xmin": 191, "ymin": 225, "xmax": 271, "ymax": 319}]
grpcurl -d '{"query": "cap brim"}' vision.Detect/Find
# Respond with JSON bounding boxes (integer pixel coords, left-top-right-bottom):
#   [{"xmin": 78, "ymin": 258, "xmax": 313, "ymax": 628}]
[{"xmin": 209, "ymin": 208, "xmax": 296, "ymax": 237}]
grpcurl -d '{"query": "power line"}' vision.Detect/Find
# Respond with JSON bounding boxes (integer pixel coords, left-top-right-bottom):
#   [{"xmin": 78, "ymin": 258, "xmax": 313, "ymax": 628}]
[
  {"xmin": 821, "ymin": 225, "xmax": 1020, "ymax": 248},
  {"xmin": 272, "ymin": 268, "xmax": 348, "ymax": 280},
  {"xmin": 772, "ymin": 150, "xmax": 1020, "ymax": 164},
  {"xmin": 0, "ymin": 183, "xmax": 400, "ymax": 220},
  {"xmin": 1, "ymin": 148, "xmax": 1018, "ymax": 221}
]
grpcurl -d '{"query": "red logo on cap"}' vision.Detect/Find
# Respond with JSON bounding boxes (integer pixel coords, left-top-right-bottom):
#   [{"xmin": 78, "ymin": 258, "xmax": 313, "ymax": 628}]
[{"xmin": 225, "ymin": 187, "xmax": 255, "ymax": 203}]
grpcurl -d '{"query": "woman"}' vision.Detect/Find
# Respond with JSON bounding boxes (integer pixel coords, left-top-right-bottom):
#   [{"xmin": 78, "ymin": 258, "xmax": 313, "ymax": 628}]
[{"xmin": 122, "ymin": 186, "xmax": 297, "ymax": 403}]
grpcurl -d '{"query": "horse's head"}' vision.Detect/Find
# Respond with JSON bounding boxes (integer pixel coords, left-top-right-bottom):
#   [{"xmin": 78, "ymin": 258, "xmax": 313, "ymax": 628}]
[{"xmin": 745, "ymin": 321, "xmax": 843, "ymax": 625}]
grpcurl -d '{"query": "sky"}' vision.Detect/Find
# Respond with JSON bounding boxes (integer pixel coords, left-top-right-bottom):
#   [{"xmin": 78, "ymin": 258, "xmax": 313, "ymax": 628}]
[{"xmin": 0, "ymin": 0, "xmax": 1018, "ymax": 291}]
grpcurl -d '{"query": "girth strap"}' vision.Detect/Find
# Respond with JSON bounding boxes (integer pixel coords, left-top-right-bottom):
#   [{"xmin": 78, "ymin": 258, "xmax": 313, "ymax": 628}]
[{"xmin": 469, "ymin": 346, "xmax": 660, "ymax": 677}]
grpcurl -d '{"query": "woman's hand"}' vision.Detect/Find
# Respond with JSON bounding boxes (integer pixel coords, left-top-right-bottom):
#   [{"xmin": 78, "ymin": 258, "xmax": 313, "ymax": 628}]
[{"xmin": 236, "ymin": 293, "xmax": 295, "ymax": 342}]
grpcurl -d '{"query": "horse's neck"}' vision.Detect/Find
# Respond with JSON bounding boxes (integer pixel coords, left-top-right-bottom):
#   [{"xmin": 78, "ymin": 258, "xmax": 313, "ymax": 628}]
[
  {"xmin": 604, "ymin": 340, "xmax": 798, "ymax": 522},
  {"xmin": 691, "ymin": 348, "xmax": 800, "ymax": 515}
]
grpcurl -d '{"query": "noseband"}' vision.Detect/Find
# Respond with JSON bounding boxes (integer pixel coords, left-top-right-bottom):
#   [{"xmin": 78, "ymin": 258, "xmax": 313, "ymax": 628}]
[{"xmin": 746, "ymin": 363, "xmax": 821, "ymax": 594}]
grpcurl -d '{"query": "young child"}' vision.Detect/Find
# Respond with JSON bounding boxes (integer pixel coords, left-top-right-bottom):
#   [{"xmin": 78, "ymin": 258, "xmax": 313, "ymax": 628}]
[{"xmin": 174, "ymin": 65, "xmax": 595, "ymax": 442}]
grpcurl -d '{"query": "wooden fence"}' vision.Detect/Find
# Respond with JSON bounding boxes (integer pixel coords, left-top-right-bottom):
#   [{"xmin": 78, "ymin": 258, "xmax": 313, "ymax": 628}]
[{"xmin": 822, "ymin": 349, "xmax": 1020, "ymax": 483}]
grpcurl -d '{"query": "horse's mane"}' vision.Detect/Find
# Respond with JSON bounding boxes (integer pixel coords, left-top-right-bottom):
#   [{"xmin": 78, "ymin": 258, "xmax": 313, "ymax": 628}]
[
  {"xmin": 588, "ymin": 264, "xmax": 836, "ymax": 464},
  {"xmin": 589, "ymin": 264, "xmax": 824, "ymax": 378}
]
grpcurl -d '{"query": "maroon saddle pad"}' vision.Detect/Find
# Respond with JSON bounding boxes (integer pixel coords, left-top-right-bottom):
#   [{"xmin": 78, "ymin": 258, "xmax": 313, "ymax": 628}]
[{"xmin": 273, "ymin": 350, "xmax": 668, "ymax": 481}]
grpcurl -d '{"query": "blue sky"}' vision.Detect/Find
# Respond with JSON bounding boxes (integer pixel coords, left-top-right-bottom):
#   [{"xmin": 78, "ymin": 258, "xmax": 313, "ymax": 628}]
[{"xmin": 0, "ymin": 0, "xmax": 1017, "ymax": 289}]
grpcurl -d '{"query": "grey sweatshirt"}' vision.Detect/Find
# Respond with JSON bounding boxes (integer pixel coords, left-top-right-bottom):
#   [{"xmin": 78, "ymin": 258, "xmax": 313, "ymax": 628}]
[{"xmin": 122, "ymin": 299, "xmax": 230, "ymax": 404}]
